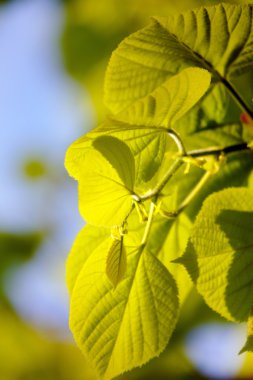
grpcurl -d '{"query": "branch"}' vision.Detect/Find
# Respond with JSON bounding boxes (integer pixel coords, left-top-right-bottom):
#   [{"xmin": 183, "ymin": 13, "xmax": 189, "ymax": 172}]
[{"xmin": 187, "ymin": 142, "xmax": 250, "ymax": 158}]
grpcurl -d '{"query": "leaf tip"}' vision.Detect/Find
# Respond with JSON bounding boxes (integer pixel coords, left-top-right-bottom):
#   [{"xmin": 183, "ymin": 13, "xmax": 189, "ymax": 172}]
[{"xmin": 239, "ymin": 335, "xmax": 253, "ymax": 355}]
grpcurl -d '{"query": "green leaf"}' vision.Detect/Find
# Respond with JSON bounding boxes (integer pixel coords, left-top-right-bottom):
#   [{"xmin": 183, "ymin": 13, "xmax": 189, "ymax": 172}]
[
  {"xmin": 183, "ymin": 123, "xmax": 243, "ymax": 151},
  {"xmin": 66, "ymin": 68, "xmax": 209, "ymax": 190},
  {"xmin": 93, "ymin": 135, "xmax": 135, "ymax": 190},
  {"xmin": 77, "ymin": 136, "xmax": 136, "ymax": 227},
  {"xmin": 66, "ymin": 66, "xmax": 210, "ymax": 187},
  {"xmin": 178, "ymin": 187, "xmax": 253, "ymax": 322},
  {"xmin": 115, "ymin": 67, "xmax": 211, "ymax": 128},
  {"xmin": 69, "ymin": 241, "xmax": 179, "ymax": 380},
  {"xmin": 174, "ymin": 81, "xmax": 243, "ymax": 141},
  {"xmin": 159, "ymin": 164, "xmax": 204, "ymax": 212},
  {"xmin": 106, "ymin": 237, "xmax": 127, "ymax": 287},
  {"xmin": 105, "ymin": 3, "xmax": 253, "ymax": 113},
  {"xmin": 66, "ymin": 122, "xmax": 173, "ymax": 185},
  {"xmin": 150, "ymin": 214, "xmax": 193, "ymax": 303},
  {"xmin": 66, "ymin": 225, "xmax": 109, "ymax": 294}
]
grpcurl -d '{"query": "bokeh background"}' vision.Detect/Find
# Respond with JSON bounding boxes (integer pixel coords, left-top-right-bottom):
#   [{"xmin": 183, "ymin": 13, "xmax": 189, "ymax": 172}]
[{"xmin": 1, "ymin": 0, "xmax": 253, "ymax": 379}]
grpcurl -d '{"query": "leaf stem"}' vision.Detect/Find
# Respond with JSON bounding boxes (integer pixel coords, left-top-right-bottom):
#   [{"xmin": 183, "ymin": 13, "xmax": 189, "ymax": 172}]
[
  {"xmin": 176, "ymin": 170, "xmax": 212, "ymax": 214},
  {"xmin": 140, "ymin": 157, "xmax": 184, "ymax": 201},
  {"xmin": 139, "ymin": 141, "xmax": 251, "ymax": 204},
  {"xmin": 187, "ymin": 142, "xmax": 250, "ymax": 158},
  {"xmin": 141, "ymin": 200, "xmax": 156, "ymax": 245},
  {"xmin": 167, "ymin": 129, "xmax": 186, "ymax": 155}
]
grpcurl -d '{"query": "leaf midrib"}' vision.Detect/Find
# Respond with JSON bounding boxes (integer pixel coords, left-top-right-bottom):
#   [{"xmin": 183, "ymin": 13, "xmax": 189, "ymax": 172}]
[
  {"xmin": 154, "ymin": 19, "xmax": 221, "ymax": 79},
  {"xmin": 103, "ymin": 245, "xmax": 145, "ymax": 378}
]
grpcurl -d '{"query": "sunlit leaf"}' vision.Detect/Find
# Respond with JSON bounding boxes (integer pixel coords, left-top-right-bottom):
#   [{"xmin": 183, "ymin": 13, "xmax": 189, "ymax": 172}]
[
  {"xmin": 105, "ymin": 3, "xmax": 253, "ymax": 113},
  {"xmin": 93, "ymin": 135, "xmax": 135, "ymax": 189},
  {"xmin": 69, "ymin": 241, "xmax": 179, "ymax": 380},
  {"xmin": 174, "ymin": 80, "xmax": 243, "ymax": 143},
  {"xmin": 76, "ymin": 136, "xmax": 135, "ymax": 227},
  {"xmin": 177, "ymin": 187, "xmax": 253, "ymax": 322},
  {"xmin": 158, "ymin": 214, "xmax": 192, "ymax": 303},
  {"xmin": 66, "ymin": 225, "xmax": 109, "ymax": 294},
  {"xmin": 66, "ymin": 123, "xmax": 172, "ymax": 185},
  {"xmin": 115, "ymin": 67, "xmax": 211, "ymax": 128}
]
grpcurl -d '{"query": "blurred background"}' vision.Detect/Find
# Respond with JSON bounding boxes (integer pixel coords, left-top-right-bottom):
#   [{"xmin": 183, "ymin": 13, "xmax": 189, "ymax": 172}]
[{"xmin": 0, "ymin": 0, "xmax": 252, "ymax": 379}]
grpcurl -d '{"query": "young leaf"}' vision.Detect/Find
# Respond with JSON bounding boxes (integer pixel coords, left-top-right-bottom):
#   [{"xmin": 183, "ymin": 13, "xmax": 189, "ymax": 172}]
[
  {"xmin": 77, "ymin": 136, "xmax": 135, "ymax": 227},
  {"xmin": 105, "ymin": 3, "xmax": 253, "ymax": 113},
  {"xmin": 177, "ymin": 187, "xmax": 253, "ymax": 322},
  {"xmin": 69, "ymin": 242, "xmax": 179, "ymax": 380},
  {"xmin": 106, "ymin": 237, "xmax": 127, "ymax": 287},
  {"xmin": 115, "ymin": 67, "xmax": 211, "ymax": 128}
]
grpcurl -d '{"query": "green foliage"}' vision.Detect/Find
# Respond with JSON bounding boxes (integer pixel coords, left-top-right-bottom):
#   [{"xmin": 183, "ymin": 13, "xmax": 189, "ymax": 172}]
[
  {"xmin": 177, "ymin": 188, "xmax": 253, "ymax": 321},
  {"xmin": 105, "ymin": 3, "xmax": 253, "ymax": 113},
  {"xmin": 115, "ymin": 67, "xmax": 211, "ymax": 128},
  {"xmin": 66, "ymin": 2, "xmax": 253, "ymax": 379},
  {"xmin": 68, "ymin": 230, "xmax": 179, "ymax": 380}
]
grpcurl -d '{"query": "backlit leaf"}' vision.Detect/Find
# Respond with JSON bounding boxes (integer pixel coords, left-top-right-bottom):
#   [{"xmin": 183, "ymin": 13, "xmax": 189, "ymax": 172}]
[
  {"xmin": 69, "ymin": 241, "xmax": 179, "ymax": 380},
  {"xmin": 115, "ymin": 67, "xmax": 211, "ymax": 128},
  {"xmin": 65, "ymin": 122, "xmax": 172, "ymax": 186},
  {"xmin": 77, "ymin": 136, "xmax": 135, "ymax": 227},
  {"xmin": 178, "ymin": 188, "xmax": 253, "ymax": 322},
  {"xmin": 66, "ymin": 225, "xmax": 109, "ymax": 294},
  {"xmin": 105, "ymin": 3, "xmax": 253, "ymax": 113}
]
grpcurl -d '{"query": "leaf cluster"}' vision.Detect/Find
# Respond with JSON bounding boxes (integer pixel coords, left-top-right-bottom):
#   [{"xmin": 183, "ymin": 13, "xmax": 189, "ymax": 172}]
[{"xmin": 65, "ymin": 3, "xmax": 253, "ymax": 379}]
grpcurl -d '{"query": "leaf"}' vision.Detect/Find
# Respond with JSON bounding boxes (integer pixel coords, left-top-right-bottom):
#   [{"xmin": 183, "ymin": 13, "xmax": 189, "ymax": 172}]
[
  {"xmin": 158, "ymin": 214, "xmax": 193, "ymax": 303},
  {"xmin": 93, "ymin": 135, "xmax": 135, "ymax": 190},
  {"xmin": 69, "ymin": 241, "xmax": 179, "ymax": 380},
  {"xmin": 115, "ymin": 67, "xmax": 211, "ymax": 128},
  {"xmin": 177, "ymin": 187, "xmax": 253, "ymax": 322},
  {"xmin": 183, "ymin": 123, "xmax": 243, "ymax": 151},
  {"xmin": 105, "ymin": 3, "xmax": 253, "ymax": 113},
  {"xmin": 66, "ymin": 66, "xmax": 210, "ymax": 188},
  {"xmin": 106, "ymin": 237, "xmax": 127, "ymax": 287},
  {"xmin": 77, "ymin": 136, "xmax": 136, "ymax": 227},
  {"xmin": 159, "ymin": 164, "xmax": 204, "ymax": 212},
  {"xmin": 146, "ymin": 213, "xmax": 193, "ymax": 304},
  {"xmin": 174, "ymin": 81, "xmax": 242, "ymax": 140},
  {"xmin": 240, "ymin": 308, "xmax": 253, "ymax": 354},
  {"xmin": 66, "ymin": 67, "xmax": 213, "ymax": 190},
  {"xmin": 66, "ymin": 224, "xmax": 109, "ymax": 294},
  {"xmin": 66, "ymin": 122, "xmax": 173, "ymax": 185}
]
